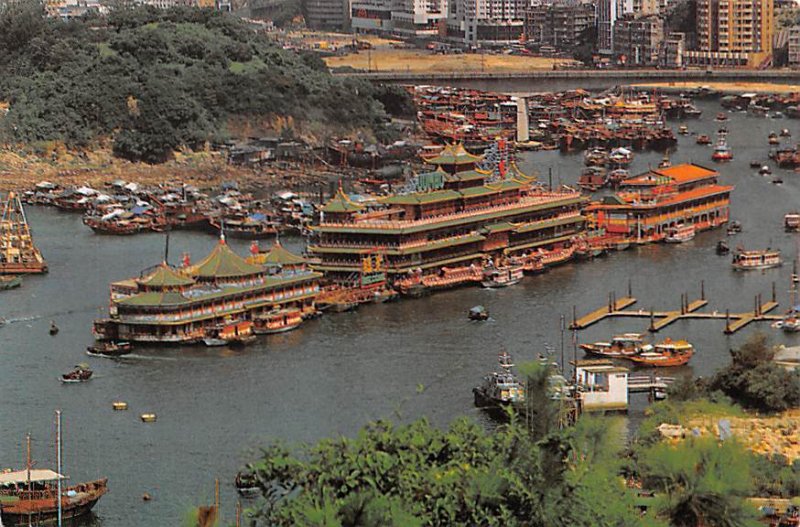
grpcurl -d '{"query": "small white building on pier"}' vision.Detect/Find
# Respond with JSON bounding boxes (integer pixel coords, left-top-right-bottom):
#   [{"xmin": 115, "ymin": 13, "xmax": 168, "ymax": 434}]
[{"xmin": 573, "ymin": 359, "xmax": 629, "ymax": 412}]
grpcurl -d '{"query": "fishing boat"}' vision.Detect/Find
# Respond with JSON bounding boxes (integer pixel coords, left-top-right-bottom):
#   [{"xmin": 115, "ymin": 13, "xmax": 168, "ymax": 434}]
[
  {"xmin": 481, "ymin": 263, "xmax": 524, "ymax": 288},
  {"xmin": 473, "ymin": 351, "xmax": 525, "ymax": 408},
  {"xmin": 732, "ymin": 248, "xmax": 782, "ymax": 271},
  {"xmin": 578, "ymin": 166, "xmax": 607, "ymax": 191},
  {"xmin": 468, "ymin": 305, "xmax": 489, "ymax": 321},
  {"xmin": 253, "ymin": 308, "xmax": 303, "ymax": 335},
  {"xmin": 716, "ymin": 240, "xmax": 730, "ymax": 255},
  {"xmin": 627, "ymin": 338, "xmax": 694, "ymax": 367},
  {"xmin": 583, "ymin": 148, "xmax": 608, "ymax": 167},
  {"xmin": 769, "ymin": 132, "xmax": 780, "ymax": 145},
  {"xmin": 580, "ymin": 333, "xmax": 645, "ymax": 358},
  {"xmin": 234, "ymin": 471, "xmax": 259, "ymax": 498},
  {"xmin": 1, "ymin": 192, "xmax": 48, "ymax": 274},
  {"xmin": 60, "ymin": 364, "xmax": 93, "ymax": 383},
  {"xmin": 785, "ymin": 213, "xmax": 800, "ymax": 232},
  {"xmin": 0, "ymin": 427, "xmax": 108, "ymax": 526},
  {"xmin": 608, "ymin": 147, "xmax": 633, "ymax": 166},
  {"xmin": 664, "ymin": 223, "xmax": 695, "ymax": 243},
  {"xmin": 607, "ymin": 168, "xmax": 630, "ymax": 187},
  {"xmin": 211, "ymin": 216, "xmax": 279, "ymax": 240},
  {"xmin": 86, "ymin": 341, "xmax": 132, "ymax": 358},
  {"xmin": 711, "ymin": 131, "xmax": 733, "ymax": 161},
  {"xmin": 696, "ymin": 134, "xmax": 712, "ymax": 145},
  {"xmin": 203, "ymin": 320, "xmax": 256, "ymax": 347},
  {"xmin": 0, "ymin": 275, "xmax": 22, "ymax": 290}
]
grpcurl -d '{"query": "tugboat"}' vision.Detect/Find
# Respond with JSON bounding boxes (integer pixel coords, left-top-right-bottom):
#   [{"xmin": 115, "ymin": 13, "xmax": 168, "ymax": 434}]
[
  {"xmin": 716, "ymin": 240, "xmax": 730, "ymax": 255},
  {"xmin": 86, "ymin": 341, "xmax": 132, "ymax": 358},
  {"xmin": 234, "ymin": 470, "xmax": 260, "ymax": 498},
  {"xmin": 664, "ymin": 223, "xmax": 695, "ymax": 243},
  {"xmin": 468, "ymin": 305, "xmax": 489, "ymax": 321},
  {"xmin": 473, "ymin": 352, "xmax": 525, "ymax": 409},
  {"xmin": 481, "ymin": 261, "xmax": 524, "ymax": 288},
  {"xmin": 732, "ymin": 248, "xmax": 782, "ymax": 271},
  {"xmin": 61, "ymin": 363, "xmax": 93, "ymax": 383},
  {"xmin": 253, "ymin": 308, "xmax": 303, "ymax": 335},
  {"xmin": 580, "ymin": 333, "xmax": 645, "ymax": 358},
  {"xmin": 696, "ymin": 134, "xmax": 712, "ymax": 145},
  {"xmin": 627, "ymin": 339, "xmax": 694, "ymax": 367},
  {"xmin": 711, "ymin": 131, "xmax": 733, "ymax": 162}
]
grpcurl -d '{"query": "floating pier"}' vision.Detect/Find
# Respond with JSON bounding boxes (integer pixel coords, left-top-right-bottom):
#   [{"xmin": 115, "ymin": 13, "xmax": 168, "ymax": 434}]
[
  {"xmin": 628, "ymin": 375, "xmax": 674, "ymax": 394},
  {"xmin": 570, "ymin": 281, "xmax": 782, "ymax": 335}
]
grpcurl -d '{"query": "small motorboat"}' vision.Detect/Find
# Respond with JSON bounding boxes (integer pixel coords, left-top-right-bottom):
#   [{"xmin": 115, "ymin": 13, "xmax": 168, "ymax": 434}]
[
  {"xmin": 678, "ymin": 125, "xmax": 689, "ymax": 135},
  {"xmin": 49, "ymin": 321, "xmax": 59, "ymax": 336},
  {"xmin": 696, "ymin": 134, "xmax": 712, "ymax": 145},
  {"xmin": 759, "ymin": 165, "xmax": 772, "ymax": 175},
  {"xmin": 715, "ymin": 112, "xmax": 728, "ymax": 121},
  {"xmin": 235, "ymin": 471, "xmax": 260, "ymax": 498},
  {"xmin": 481, "ymin": 263, "xmax": 523, "ymax": 288},
  {"xmin": 468, "ymin": 305, "xmax": 489, "ymax": 321},
  {"xmin": 627, "ymin": 339, "xmax": 694, "ymax": 367},
  {"xmin": 774, "ymin": 176, "xmax": 784, "ymax": 185},
  {"xmin": 0, "ymin": 275, "xmax": 22, "ymax": 290},
  {"xmin": 769, "ymin": 132, "xmax": 780, "ymax": 145},
  {"xmin": 86, "ymin": 341, "xmax": 132, "ymax": 358},
  {"xmin": 580, "ymin": 333, "xmax": 645, "ymax": 358},
  {"xmin": 780, "ymin": 128, "xmax": 792, "ymax": 137},
  {"xmin": 726, "ymin": 220, "xmax": 742, "ymax": 235},
  {"xmin": 664, "ymin": 223, "xmax": 695, "ymax": 243},
  {"xmin": 658, "ymin": 153, "xmax": 671, "ymax": 169},
  {"xmin": 61, "ymin": 364, "xmax": 93, "ymax": 383},
  {"xmin": 253, "ymin": 308, "xmax": 303, "ymax": 334},
  {"xmin": 716, "ymin": 240, "xmax": 730, "ymax": 255},
  {"xmin": 750, "ymin": 160, "xmax": 763, "ymax": 168},
  {"xmin": 784, "ymin": 212, "xmax": 800, "ymax": 232}
]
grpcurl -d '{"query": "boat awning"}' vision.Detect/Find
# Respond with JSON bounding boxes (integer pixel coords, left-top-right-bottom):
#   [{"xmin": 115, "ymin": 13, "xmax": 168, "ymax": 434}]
[{"xmin": 0, "ymin": 469, "xmax": 64, "ymax": 485}]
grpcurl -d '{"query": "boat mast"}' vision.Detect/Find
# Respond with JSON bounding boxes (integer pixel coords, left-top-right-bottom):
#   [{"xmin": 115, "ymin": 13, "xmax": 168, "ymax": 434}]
[{"xmin": 56, "ymin": 410, "xmax": 62, "ymax": 527}]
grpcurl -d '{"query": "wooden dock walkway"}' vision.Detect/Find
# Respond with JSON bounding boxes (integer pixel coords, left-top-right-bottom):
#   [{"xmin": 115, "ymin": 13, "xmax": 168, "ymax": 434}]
[
  {"xmin": 628, "ymin": 375, "xmax": 674, "ymax": 394},
  {"xmin": 570, "ymin": 283, "xmax": 782, "ymax": 335}
]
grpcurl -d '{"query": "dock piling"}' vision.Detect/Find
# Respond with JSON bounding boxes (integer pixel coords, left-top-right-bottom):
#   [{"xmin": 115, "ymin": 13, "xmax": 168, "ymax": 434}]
[
  {"xmin": 628, "ymin": 278, "xmax": 632, "ymax": 298},
  {"xmin": 725, "ymin": 309, "xmax": 731, "ymax": 334},
  {"xmin": 701, "ymin": 280, "xmax": 705, "ymax": 301},
  {"xmin": 772, "ymin": 281, "xmax": 777, "ymax": 303},
  {"xmin": 649, "ymin": 308, "xmax": 656, "ymax": 332}
]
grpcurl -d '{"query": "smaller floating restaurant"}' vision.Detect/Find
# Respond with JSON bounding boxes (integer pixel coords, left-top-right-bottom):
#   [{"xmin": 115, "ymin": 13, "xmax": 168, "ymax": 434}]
[
  {"xmin": 587, "ymin": 164, "xmax": 733, "ymax": 243},
  {"xmin": 93, "ymin": 239, "xmax": 321, "ymax": 343}
]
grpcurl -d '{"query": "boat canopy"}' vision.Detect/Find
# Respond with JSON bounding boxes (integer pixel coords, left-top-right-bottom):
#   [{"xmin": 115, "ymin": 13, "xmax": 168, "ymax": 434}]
[{"xmin": 0, "ymin": 469, "xmax": 64, "ymax": 485}]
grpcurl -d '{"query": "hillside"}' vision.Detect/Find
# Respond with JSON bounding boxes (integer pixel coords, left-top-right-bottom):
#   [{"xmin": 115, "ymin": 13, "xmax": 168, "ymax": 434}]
[{"xmin": 0, "ymin": 2, "xmax": 403, "ymax": 163}]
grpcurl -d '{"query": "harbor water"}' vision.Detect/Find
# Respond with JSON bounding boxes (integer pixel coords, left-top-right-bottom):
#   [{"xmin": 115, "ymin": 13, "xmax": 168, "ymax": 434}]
[{"xmin": 3, "ymin": 98, "xmax": 800, "ymax": 525}]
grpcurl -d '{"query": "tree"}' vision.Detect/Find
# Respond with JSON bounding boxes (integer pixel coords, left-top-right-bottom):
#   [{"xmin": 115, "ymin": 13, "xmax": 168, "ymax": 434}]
[
  {"xmin": 710, "ymin": 333, "xmax": 800, "ymax": 412},
  {"xmin": 638, "ymin": 437, "xmax": 760, "ymax": 527},
  {"xmin": 573, "ymin": 25, "xmax": 597, "ymax": 66}
]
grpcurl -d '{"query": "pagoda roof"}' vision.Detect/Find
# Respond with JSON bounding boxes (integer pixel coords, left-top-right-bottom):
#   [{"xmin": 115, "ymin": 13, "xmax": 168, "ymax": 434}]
[
  {"xmin": 137, "ymin": 263, "xmax": 195, "ymax": 288},
  {"xmin": 191, "ymin": 239, "xmax": 263, "ymax": 279},
  {"xmin": 321, "ymin": 187, "xmax": 365, "ymax": 214},
  {"xmin": 261, "ymin": 240, "xmax": 307, "ymax": 266},
  {"xmin": 423, "ymin": 143, "xmax": 484, "ymax": 165},
  {"xmin": 118, "ymin": 291, "xmax": 191, "ymax": 307}
]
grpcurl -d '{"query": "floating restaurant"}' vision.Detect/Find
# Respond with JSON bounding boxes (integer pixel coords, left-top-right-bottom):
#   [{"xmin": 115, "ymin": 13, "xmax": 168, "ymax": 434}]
[
  {"xmin": 93, "ymin": 239, "xmax": 321, "ymax": 344},
  {"xmin": 309, "ymin": 145, "xmax": 587, "ymax": 286},
  {"xmin": 586, "ymin": 164, "xmax": 733, "ymax": 244},
  {"xmin": 0, "ymin": 191, "xmax": 47, "ymax": 274}
]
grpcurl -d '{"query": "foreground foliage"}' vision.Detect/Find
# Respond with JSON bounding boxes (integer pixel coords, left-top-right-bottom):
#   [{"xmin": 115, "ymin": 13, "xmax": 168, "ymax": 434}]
[{"xmin": 0, "ymin": 1, "xmax": 406, "ymax": 162}]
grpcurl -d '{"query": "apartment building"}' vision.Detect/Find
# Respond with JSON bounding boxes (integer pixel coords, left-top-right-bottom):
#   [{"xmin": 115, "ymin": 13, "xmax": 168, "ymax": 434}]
[
  {"xmin": 789, "ymin": 25, "xmax": 800, "ymax": 67},
  {"xmin": 524, "ymin": 2, "xmax": 596, "ymax": 51},
  {"xmin": 447, "ymin": 0, "xmax": 529, "ymax": 45},
  {"xmin": 305, "ymin": 0, "xmax": 352, "ymax": 31},
  {"xmin": 686, "ymin": 0, "xmax": 774, "ymax": 66},
  {"xmin": 612, "ymin": 13, "xmax": 663, "ymax": 64}
]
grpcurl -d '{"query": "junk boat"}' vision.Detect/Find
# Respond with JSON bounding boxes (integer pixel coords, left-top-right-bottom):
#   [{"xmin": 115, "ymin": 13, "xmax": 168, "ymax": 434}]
[
  {"xmin": 580, "ymin": 333, "xmax": 645, "ymax": 358},
  {"xmin": 627, "ymin": 339, "xmax": 694, "ymax": 367},
  {"xmin": 711, "ymin": 131, "xmax": 733, "ymax": 162},
  {"xmin": 732, "ymin": 248, "xmax": 782, "ymax": 271},
  {"xmin": 86, "ymin": 341, "xmax": 132, "ymax": 358},
  {"xmin": 468, "ymin": 305, "xmax": 489, "ymax": 321},
  {"xmin": 664, "ymin": 223, "xmax": 695, "ymax": 243},
  {"xmin": 0, "ymin": 275, "xmax": 22, "ymax": 290},
  {"xmin": 785, "ymin": 212, "xmax": 800, "ymax": 232},
  {"xmin": 1, "ymin": 192, "xmax": 47, "ymax": 274},
  {"xmin": 253, "ymin": 308, "xmax": 303, "ymax": 334},
  {"xmin": 481, "ymin": 262, "xmax": 524, "ymax": 288},
  {"xmin": 61, "ymin": 364, "xmax": 93, "ymax": 383},
  {"xmin": 696, "ymin": 134, "xmax": 712, "ymax": 145},
  {"xmin": 473, "ymin": 351, "xmax": 525, "ymax": 408},
  {"xmin": 203, "ymin": 320, "xmax": 256, "ymax": 347},
  {"xmin": 0, "ymin": 434, "xmax": 107, "ymax": 526}
]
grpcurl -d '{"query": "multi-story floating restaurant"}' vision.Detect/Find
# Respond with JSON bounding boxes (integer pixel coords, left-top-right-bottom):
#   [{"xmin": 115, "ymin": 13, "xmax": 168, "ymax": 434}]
[
  {"xmin": 93, "ymin": 239, "xmax": 321, "ymax": 343},
  {"xmin": 309, "ymin": 145, "xmax": 588, "ymax": 285},
  {"xmin": 1, "ymin": 191, "xmax": 47, "ymax": 274},
  {"xmin": 586, "ymin": 163, "xmax": 733, "ymax": 244}
]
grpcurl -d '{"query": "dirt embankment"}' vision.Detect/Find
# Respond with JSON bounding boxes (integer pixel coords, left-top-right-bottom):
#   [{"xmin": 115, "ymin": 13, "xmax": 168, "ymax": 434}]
[{"xmin": 630, "ymin": 81, "xmax": 800, "ymax": 94}]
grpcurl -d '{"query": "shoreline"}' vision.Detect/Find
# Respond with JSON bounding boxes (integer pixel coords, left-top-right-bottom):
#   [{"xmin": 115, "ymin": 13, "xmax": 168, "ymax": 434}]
[{"xmin": 629, "ymin": 81, "xmax": 800, "ymax": 94}]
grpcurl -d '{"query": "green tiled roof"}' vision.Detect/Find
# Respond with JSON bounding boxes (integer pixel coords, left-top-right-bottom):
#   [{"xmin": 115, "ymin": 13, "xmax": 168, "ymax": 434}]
[
  {"xmin": 118, "ymin": 291, "xmax": 191, "ymax": 307},
  {"xmin": 137, "ymin": 264, "xmax": 195, "ymax": 288},
  {"xmin": 381, "ymin": 189, "xmax": 462, "ymax": 206},
  {"xmin": 482, "ymin": 222, "xmax": 516, "ymax": 234},
  {"xmin": 322, "ymin": 188, "xmax": 365, "ymax": 213},
  {"xmin": 310, "ymin": 234, "xmax": 485, "ymax": 256},
  {"xmin": 513, "ymin": 215, "xmax": 586, "ymax": 234},
  {"xmin": 423, "ymin": 143, "xmax": 484, "ymax": 165},
  {"xmin": 261, "ymin": 241, "xmax": 306, "ymax": 266},
  {"xmin": 193, "ymin": 241, "xmax": 263, "ymax": 278}
]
